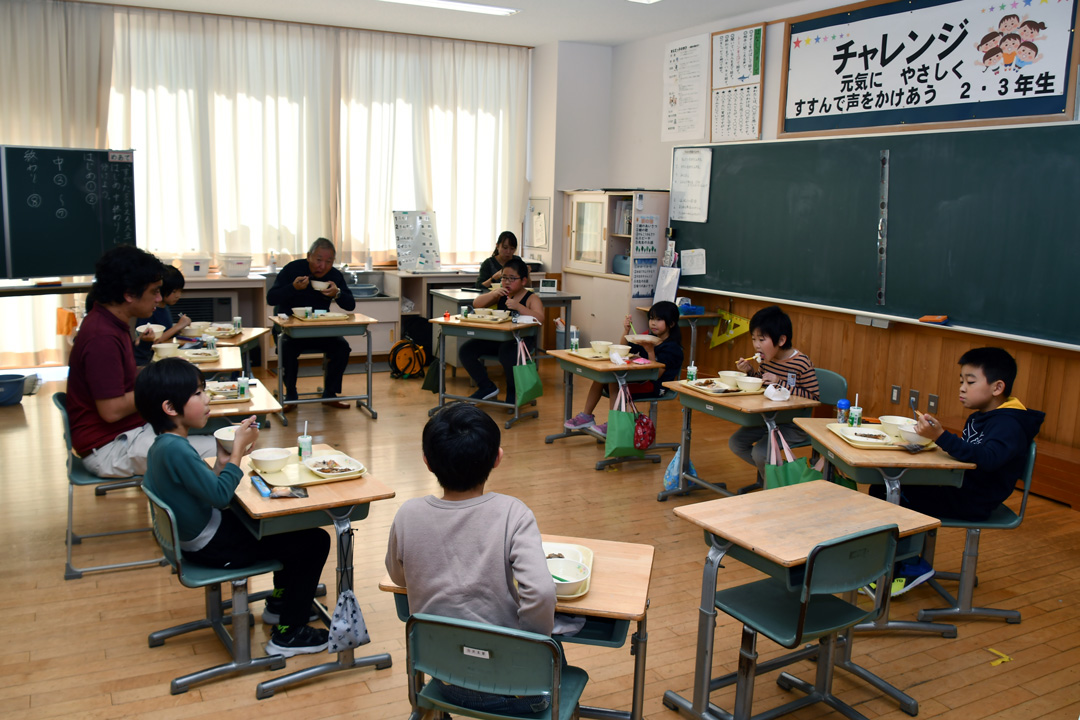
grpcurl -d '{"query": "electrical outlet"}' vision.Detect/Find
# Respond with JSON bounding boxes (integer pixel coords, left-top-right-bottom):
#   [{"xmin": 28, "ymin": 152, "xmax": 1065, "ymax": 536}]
[
  {"xmin": 928, "ymin": 394, "xmax": 939, "ymax": 414},
  {"xmin": 891, "ymin": 385, "xmax": 901, "ymax": 403},
  {"xmin": 908, "ymin": 389, "xmax": 920, "ymax": 410}
]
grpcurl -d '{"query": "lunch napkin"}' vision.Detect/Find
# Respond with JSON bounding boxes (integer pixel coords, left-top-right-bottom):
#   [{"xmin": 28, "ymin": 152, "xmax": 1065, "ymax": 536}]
[{"xmin": 764, "ymin": 384, "xmax": 791, "ymax": 401}]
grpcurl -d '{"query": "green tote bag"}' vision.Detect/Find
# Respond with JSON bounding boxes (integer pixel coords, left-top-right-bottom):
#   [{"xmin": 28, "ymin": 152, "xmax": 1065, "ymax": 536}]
[
  {"xmin": 605, "ymin": 381, "xmax": 644, "ymax": 459},
  {"xmin": 512, "ymin": 337, "xmax": 543, "ymax": 406}
]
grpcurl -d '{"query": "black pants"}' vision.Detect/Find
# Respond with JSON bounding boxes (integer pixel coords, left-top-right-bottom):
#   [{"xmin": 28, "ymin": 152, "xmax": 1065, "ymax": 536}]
[
  {"xmin": 458, "ymin": 337, "xmax": 534, "ymax": 399},
  {"xmin": 188, "ymin": 510, "xmax": 330, "ymax": 626},
  {"xmin": 277, "ymin": 332, "xmax": 351, "ymax": 399},
  {"xmin": 869, "ymin": 484, "xmax": 989, "ymax": 522}
]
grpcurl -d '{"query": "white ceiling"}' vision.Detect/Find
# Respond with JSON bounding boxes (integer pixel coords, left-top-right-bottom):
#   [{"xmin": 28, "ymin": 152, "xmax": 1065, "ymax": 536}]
[{"xmin": 97, "ymin": 0, "xmax": 798, "ymax": 47}]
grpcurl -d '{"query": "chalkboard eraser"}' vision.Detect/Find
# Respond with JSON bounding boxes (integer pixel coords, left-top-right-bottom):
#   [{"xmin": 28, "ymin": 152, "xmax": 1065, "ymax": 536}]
[{"xmin": 919, "ymin": 315, "xmax": 949, "ymax": 325}]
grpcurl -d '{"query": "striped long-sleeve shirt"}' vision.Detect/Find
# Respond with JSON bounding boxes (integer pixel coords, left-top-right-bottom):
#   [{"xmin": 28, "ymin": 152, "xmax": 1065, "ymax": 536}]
[{"xmin": 752, "ymin": 350, "xmax": 819, "ymax": 400}]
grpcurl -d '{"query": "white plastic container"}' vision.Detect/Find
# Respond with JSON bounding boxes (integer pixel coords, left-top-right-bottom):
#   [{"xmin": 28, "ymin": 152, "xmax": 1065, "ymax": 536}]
[
  {"xmin": 219, "ymin": 253, "xmax": 253, "ymax": 278},
  {"xmin": 179, "ymin": 253, "xmax": 211, "ymax": 278}
]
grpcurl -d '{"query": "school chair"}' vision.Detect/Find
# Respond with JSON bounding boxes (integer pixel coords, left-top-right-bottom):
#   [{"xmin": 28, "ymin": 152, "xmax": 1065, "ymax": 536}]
[
  {"xmin": 53, "ymin": 392, "xmax": 166, "ymax": 580},
  {"xmin": 406, "ymin": 612, "xmax": 589, "ymax": 720},
  {"xmin": 142, "ymin": 486, "xmax": 287, "ymax": 694},
  {"xmin": 917, "ymin": 441, "xmax": 1037, "ymax": 625},
  {"xmin": 706, "ymin": 524, "xmax": 898, "ymax": 720}
]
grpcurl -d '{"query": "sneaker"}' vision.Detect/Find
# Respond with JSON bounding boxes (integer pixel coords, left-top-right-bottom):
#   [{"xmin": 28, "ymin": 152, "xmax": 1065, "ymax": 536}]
[
  {"xmin": 565, "ymin": 412, "xmax": 595, "ymax": 430},
  {"xmin": 265, "ymin": 624, "xmax": 329, "ymax": 658},
  {"xmin": 592, "ymin": 422, "xmax": 608, "ymax": 438},
  {"xmin": 262, "ymin": 598, "xmax": 328, "ymax": 625},
  {"xmin": 469, "ymin": 385, "xmax": 499, "ymax": 401}
]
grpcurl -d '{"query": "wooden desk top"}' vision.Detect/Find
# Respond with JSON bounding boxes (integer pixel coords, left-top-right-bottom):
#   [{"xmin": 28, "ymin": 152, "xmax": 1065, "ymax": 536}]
[
  {"xmin": 674, "ymin": 480, "xmax": 940, "ymax": 568},
  {"xmin": 663, "ymin": 380, "xmax": 819, "ymax": 413},
  {"xmin": 429, "ymin": 315, "xmax": 539, "ymax": 332},
  {"xmin": 191, "ymin": 346, "xmax": 242, "ymax": 374},
  {"xmin": 380, "ymin": 533, "xmax": 654, "ymax": 622},
  {"xmin": 207, "ymin": 379, "xmax": 282, "ymax": 417},
  {"xmin": 548, "ymin": 348, "xmax": 666, "ymax": 373},
  {"xmin": 270, "ymin": 313, "xmax": 377, "ymax": 329},
  {"xmin": 795, "ymin": 418, "xmax": 976, "ymax": 471},
  {"xmin": 234, "ymin": 444, "xmax": 395, "ymax": 519},
  {"xmin": 213, "ymin": 326, "xmax": 270, "ymax": 346}
]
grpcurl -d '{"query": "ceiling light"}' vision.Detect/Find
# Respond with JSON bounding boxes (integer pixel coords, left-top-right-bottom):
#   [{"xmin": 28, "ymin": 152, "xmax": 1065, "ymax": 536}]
[
  {"xmin": 626, "ymin": 0, "xmax": 663, "ymax": 4},
  {"xmin": 376, "ymin": 0, "xmax": 519, "ymax": 16}
]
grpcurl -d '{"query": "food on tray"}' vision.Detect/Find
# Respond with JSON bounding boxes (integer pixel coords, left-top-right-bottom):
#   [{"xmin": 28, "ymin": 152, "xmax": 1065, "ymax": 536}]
[
  {"xmin": 187, "ymin": 350, "xmax": 218, "ymax": 358},
  {"xmin": 694, "ymin": 379, "xmax": 718, "ymax": 387},
  {"xmin": 546, "ymin": 553, "xmax": 565, "ymax": 559},
  {"xmin": 207, "ymin": 382, "xmax": 239, "ymax": 398},
  {"xmin": 309, "ymin": 458, "xmax": 354, "ymax": 474},
  {"xmin": 854, "ymin": 431, "xmax": 888, "ymax": 440}
]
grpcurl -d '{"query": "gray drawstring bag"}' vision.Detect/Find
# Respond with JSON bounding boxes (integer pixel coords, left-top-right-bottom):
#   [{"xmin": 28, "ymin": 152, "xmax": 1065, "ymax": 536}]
[{"xmin": 328, "ymin": 588, "xmax": 371, "ymax": 652}]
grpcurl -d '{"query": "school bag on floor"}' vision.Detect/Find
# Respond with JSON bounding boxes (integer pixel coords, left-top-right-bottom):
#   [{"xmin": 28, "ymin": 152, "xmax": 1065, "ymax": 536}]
[{"xmin": 389, "ymin": 337, "xmax": 426, "ymax": 378}]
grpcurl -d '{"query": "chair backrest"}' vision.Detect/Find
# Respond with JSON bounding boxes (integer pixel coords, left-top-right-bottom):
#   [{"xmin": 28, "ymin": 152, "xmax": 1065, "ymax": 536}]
[
  {"xmin": 814, "ymin": 368, "xmax": 848, "ymax": 406},
  {"xmin": 140, "ymin": 484, "xmax": 182, "ymax": 570},
  {"xmin": 407, "ymin": 613, "xmax": 564, "ymax": 715},
  {"xmin": 1013, "ymin": 441, "xmax": 1037, "ymax": 524},
  {"xmin": 52, "ymin": 392, "xmax": 74, "ymax": 453}
]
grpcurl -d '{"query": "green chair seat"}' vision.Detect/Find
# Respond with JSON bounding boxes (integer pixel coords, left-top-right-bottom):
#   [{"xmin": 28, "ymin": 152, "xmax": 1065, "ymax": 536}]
[{"xmin": 715, "ymin": 580, "xmax": 873, "ymax": 648}]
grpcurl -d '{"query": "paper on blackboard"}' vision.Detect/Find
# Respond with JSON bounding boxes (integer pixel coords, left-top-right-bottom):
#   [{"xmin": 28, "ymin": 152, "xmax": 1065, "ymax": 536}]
[
  {"xmin": 670, "ymin": 148, "xmax": 710, "ymax": 223},
  {"xmin": 654, "ymin": 267, "xmax": 681, "ymax": 304},
  {"xmin": 681, "ymin": 248, "xmax": 706, "ymax": 276}
]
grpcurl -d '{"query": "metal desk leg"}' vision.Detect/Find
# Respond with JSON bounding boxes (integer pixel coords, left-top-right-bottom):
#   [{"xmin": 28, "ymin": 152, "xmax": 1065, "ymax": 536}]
[
  {"xmin": 578, "ymin": 609, "xmax": 649, "ymax": 720},
  {"xmin": 736, "ymin": 414, "xmax": 776, "ymax": 495},
  {"xmin": 276, "ymin": 332, "xmax": 290, "ymax": 427},
  {"xmin": 545, "ymin": 363, "xmax": 579, "ymax": 443},
  {"xmin": 357, "ymin": 329, "xmax": 377, "ymax": 419},
  {"xmin": 687, "ymin": 318, "xmax": 699, "ymax": 368},
  {"xmin": 256, "ymin": 508, "xmax": 392, "ymax": 698},
  {"xmin": 429, "ymin": 332, "xmax": 448, "ymax": 417},
  {"xmin": 663, "ymin": 539, "xmax": 731, "ymax": 720}
]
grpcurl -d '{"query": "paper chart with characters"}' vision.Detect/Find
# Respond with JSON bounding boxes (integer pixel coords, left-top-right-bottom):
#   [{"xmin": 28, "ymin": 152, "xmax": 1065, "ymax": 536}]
[{"xmin": 783, "ymin": 0, "xmax": 1076, "ymax": 132}]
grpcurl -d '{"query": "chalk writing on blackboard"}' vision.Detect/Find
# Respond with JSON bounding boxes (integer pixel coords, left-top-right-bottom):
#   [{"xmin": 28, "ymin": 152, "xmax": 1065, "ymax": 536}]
[{"xmin": 670, "ymin": 148, "xmax": 711, "ymax": 223}]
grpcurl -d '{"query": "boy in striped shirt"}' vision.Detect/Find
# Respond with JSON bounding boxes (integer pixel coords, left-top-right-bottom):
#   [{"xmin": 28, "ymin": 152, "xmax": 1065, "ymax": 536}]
[{"xmin": 729, "ymin": 306, "xmax": 820, "ymax": 487}]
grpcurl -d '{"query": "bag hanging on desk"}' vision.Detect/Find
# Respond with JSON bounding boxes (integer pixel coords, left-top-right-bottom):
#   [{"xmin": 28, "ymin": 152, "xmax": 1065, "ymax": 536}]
[
  {"xmin": 605, "ymin": 382, "xmax": 644, "ymax": 459},
  {"xmin": 763, "ymin": 426, "xmax": 824, "ymax": 490},
  {"xmin": 512, "ymin": 337, "xmax": 543, "ymax": 406},
  {"xmin": 421, "ymin": 341, "xmax": 441, "ymax": 394}
]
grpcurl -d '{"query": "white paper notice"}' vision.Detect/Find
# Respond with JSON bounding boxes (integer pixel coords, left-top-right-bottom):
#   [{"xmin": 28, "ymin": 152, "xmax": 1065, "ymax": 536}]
[
  {"xmin": 670, "ymin": 148, "xmax": 711, "ymax": 223},
  {"xmin": 633, "ymin": 214, "xmax": 661, "ymax": 258},
  {"xmin": 393, "ymin": 210, "xmax": 441, "ymax": 272},
  {"xmin": 681, "ymin": 248, "xmax": 706, "ymax": 276},
  {"xmin": 632, "ymin": 258, "xmax": 660, "ymax": 299},
  {"xmin": 711, "ymin": 25, "xmax": 764, "ymax": 143},
  {"xmin": 662, "ymin": 35, "xmax": 709, "ymax": 142},
  {"xmin": 532, "ymin": 212, "xmax": 547, "ymax": 250},
  {"xmin": 654, "ymin": 267, "xmax": 681, "ymax": 304}
]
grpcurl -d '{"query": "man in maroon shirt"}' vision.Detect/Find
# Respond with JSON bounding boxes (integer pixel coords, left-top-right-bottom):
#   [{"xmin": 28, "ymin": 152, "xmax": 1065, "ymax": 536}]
[{"xmin": 68, "ymin": 246, "xmax": 216, "ymax": 478}]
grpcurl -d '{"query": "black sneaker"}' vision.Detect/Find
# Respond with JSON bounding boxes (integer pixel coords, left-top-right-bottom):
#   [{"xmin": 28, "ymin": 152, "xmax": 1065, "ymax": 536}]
[
  {"xmin": 262, "ymin": 599, "xmax": 328, "ymax": 625},
  {"xmin": 469, "ymin": 385, "xmax": 498, "ymax": 401},
  {"xmin": 265, "ymin": 625, "xmax": 329, "ymax": 657}
]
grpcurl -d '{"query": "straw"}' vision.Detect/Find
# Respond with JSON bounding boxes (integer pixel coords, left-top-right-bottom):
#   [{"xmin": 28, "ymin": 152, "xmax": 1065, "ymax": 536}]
[
  {"xmin": 854, "ymin": 393, "xmax": 859, "ymax": 408},
  {"xmin": 304, "ymin": 420, "xmax": 309, "ymax": 437}
]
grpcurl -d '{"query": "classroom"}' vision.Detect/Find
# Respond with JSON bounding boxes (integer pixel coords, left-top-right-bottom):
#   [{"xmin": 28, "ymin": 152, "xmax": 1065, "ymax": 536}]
[{"xmin": 2, "ymin": 0, "xmax": 1079, "ymax": 718}]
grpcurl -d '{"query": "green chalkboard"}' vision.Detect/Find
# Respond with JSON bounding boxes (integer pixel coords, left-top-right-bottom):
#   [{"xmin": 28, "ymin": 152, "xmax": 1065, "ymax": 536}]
[
  {"xmin": 1, "ymin": 146, "xmax": 136, "ymax": 279},
  {"xmin": 670, "ymin": 124, "xmax": 1080, "ymax": 346}
]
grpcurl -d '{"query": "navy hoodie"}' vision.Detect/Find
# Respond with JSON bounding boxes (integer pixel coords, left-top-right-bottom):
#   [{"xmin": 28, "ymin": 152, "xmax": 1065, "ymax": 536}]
[{"xmin": 935, "ymin": 397, "xmax": 1044, "ymax": 520}]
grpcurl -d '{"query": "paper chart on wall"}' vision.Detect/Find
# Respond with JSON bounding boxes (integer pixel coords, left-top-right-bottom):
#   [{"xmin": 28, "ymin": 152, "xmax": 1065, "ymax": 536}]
[
  {"xmin": 393, "ymin": 211, "xmax": 441, "ymax": 272},
  {"xmin": 662, "ymin": 34, "xmax": 709, "ymax": 142},
  {"xmin": 632, "ymin": 258, "xmax": 660, "ymax": 299},
  {"xmin": 711, "ymin": 25, "xmax": 764, "ymax": 142},
  {"xmin": 670, "ymin": 148, "xmax": 711, "ymax": 223}
]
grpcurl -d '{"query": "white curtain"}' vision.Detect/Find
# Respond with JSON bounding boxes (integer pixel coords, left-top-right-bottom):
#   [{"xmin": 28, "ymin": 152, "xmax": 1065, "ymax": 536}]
[
  {"xmin": 340, "ymin": 33, "xmax": 529, "ymax": 265},
  {"xmin": 107, "ymin": 9, "xmax": 338, "ymax": 262},
  {"xmin": 0, "ymin": 0, "xmax": 113, "ymax": 368}
]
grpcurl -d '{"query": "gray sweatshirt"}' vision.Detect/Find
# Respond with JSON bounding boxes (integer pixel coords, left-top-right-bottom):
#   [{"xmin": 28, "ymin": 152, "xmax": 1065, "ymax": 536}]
[{"xmin": 385, "ymin": 492, "xmax": 556, "ymax": 635}]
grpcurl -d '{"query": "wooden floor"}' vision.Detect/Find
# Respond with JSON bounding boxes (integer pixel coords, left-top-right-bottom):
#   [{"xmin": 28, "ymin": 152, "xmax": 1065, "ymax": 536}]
[{"xmin": 2, "ymin": 361, "xmax": 1079, "ymax": 720}]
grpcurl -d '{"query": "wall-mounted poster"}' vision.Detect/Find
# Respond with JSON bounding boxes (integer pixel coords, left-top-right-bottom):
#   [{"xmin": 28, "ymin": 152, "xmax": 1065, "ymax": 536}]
[
  {"xmin": 393, "ymin": 210, "xmax": 441, "ymax": 272},
  {"xmin": 782, "ymin": 0, "xmax": 1078, "ymax": 134},
  {"xmin": 711, "ymin": 24, "xmax": 765, "ymax": 142},
  {"xmin": 662, "ymin": 35, "xmax": 709, "ymax": 142}
]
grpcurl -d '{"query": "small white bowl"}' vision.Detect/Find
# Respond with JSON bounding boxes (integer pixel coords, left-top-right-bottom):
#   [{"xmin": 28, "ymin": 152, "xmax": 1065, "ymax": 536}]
[
  {"xmin": 310, "ymin": 280, "xmax": 330, "ymax": 291},
  {"xmin": 152, "ymin": 342, "xmax": 179, "ymax": 357},
  {"xmin": 187, "ymin": 321, "xmax": 210, "ymax": 334},
  {"xmin": 249, "ymin": 447, "xmax": 292, "ymax": 474},
  {"xmin": 491, "ymin": 309, "xmax": 510, "ymax": 320},
  {"xmin": 718, "ymin": 370, "xmax": 747, "ymax": 388},
  {"xmin": 137, "ymin": 323, "xmax": 166, "ymax": 338},
  {"xmin": 609, "ymin": 344, "xmax": 631, "ymax": 358},
  {"xmin": 474, "ymin": 307, "xmax": 493, "ymax": 316},
  {"xmin": 547, "ymin": 557, "xmax": 590, "ymax": 596},
  {"xmin": 214, "ymin": 425, "xmax": 237, "ymax": 453},
  {"xmin": 736, "ymin": 376, "xmax": 764, "ymax": 392},
  {"xmin": 590, "ymin": 340, "xmax": 612, "ymax": 354},
  {"xmin": 878, "ymin": 415, "xmax": 913, "ymax": 439},
  {"xmin": 626, "ymin": 334, "xmax": 661, "ymax": 346},
  {"xmin": 898, "ymin": 425, "xmax": 933, "ymax": 447},
  {"xmin": 291, "ymin": 306, "xmax": 307, "ymax": 317}
]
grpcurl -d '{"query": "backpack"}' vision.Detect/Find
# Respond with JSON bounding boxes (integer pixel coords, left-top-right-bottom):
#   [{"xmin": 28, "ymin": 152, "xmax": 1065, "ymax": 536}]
[{"xmin": 389, "ymin": 337, "xmax": 426, "ymax": 378}]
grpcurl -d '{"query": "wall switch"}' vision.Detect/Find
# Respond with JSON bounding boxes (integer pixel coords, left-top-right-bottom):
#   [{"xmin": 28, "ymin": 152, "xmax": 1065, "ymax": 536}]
[
  {"xmin": 928, "ymin": 394, "xmax": 939, "ymax": 414},
  {"xmin": 891, "ymin": 385, "xmax": 901, "ymax": 403},
  {"xmin": 908, "ymin": 389, "xmax": 920, "ymax": 410}
]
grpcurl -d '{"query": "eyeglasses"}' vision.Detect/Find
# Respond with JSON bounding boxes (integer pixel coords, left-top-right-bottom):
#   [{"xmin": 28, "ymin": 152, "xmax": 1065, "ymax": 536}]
[{"xmin": 502, "ymin": 275, "xmax": 521, "ymax": 282}]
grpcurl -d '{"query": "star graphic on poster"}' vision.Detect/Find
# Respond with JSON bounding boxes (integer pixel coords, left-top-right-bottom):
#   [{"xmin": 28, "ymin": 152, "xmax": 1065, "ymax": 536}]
[
  {"xmin": 1011, "ymin": 1, "xmax": 1018, "ymax": 6},
  {"xmin": 794, "ymin": 37, "xmax": 801, "ymax": 47}
]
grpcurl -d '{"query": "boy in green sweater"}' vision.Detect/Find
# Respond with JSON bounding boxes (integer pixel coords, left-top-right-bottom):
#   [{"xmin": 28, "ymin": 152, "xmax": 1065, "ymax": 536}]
[{"xmin": 136, "ymin": 358, "xmax": 330, "ymax": 657}]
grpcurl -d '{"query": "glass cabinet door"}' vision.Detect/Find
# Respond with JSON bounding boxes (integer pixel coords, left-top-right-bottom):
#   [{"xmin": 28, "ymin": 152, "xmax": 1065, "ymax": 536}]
[{"xmin": 571, "ymin": 200, "xmax": 603, "ymax": 266}]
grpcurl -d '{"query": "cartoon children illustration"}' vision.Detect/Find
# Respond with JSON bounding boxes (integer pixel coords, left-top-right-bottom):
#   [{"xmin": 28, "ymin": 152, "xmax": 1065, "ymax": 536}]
[
  {"xmin": 976, "ymin": 47, "xmax": 1005, "ymax": 75},
  {"xmin": 1018, "ymin": 20, "xmax": 1047, "ymax": 44},
  {"xmin": 997, "ymin": 14, "xmax": 1023, "ymax": 35},
  {"xmin": 998, "ymin": 33, "xmax": 1022, "ymax": 69},
  {"xmin": 1014, "ymin": 42, "xmax": 1043, "ymax": 70},
  {"xmin": 975, "ymin": 31, "xmax": 1002, "ymax": 54}
]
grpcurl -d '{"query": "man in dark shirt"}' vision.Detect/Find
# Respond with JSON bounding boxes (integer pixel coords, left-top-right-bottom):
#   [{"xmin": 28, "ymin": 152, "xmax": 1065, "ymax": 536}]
[
  {"xmin": 266, "ymin": 238, "xmax": 356, "ymax": 409},
  {"xmin": 68, "ymin": 246, "xmax": 216, "ymax": 477}
]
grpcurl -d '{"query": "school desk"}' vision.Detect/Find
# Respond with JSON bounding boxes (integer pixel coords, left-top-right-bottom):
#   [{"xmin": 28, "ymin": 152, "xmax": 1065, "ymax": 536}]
[
  {"xmin": 794, "ymin": 417, "xmax": 975, "ymax": 639},
  {"xmin": 635, "ymin": 307, "xmax": 720, "ymax": 367},
  {"xmin": 183, "ymin": 346, "xmax": 242, "ymax": 377},
  {"xmin": 656, "ymin": 380, "xmax": 819, "ymax": 501},
  {"xmin": 211, "ymin": 326, "xmax": 270, "ymax": 375},
  {"xmin": 428, "ymin": 315, "xmax": 540, "ymax": 429},
  {"xmin": 664, "ymin": 480, "xmax": 941, "ymax": 719},
  {"xmin": 380, "ymin": 534, "xmax": 655, "ymax": 720},
  {"xmin": 232, "ymin": 444, "xmax": 396, "ymax": 699},
  {"xmin": 269, "ymin": 313, "xmax": 378, "ymax": 424},
  {"xmin": 206, "ymin": 377, "xmax": 282, "ymax": 424},
  {"xmin": 543, "ymin": 349, "xmax": 667, "ymax": 469},
  {"xmin": 433, "ymin": 287, "xmax": 580, "ymax": 356}
]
